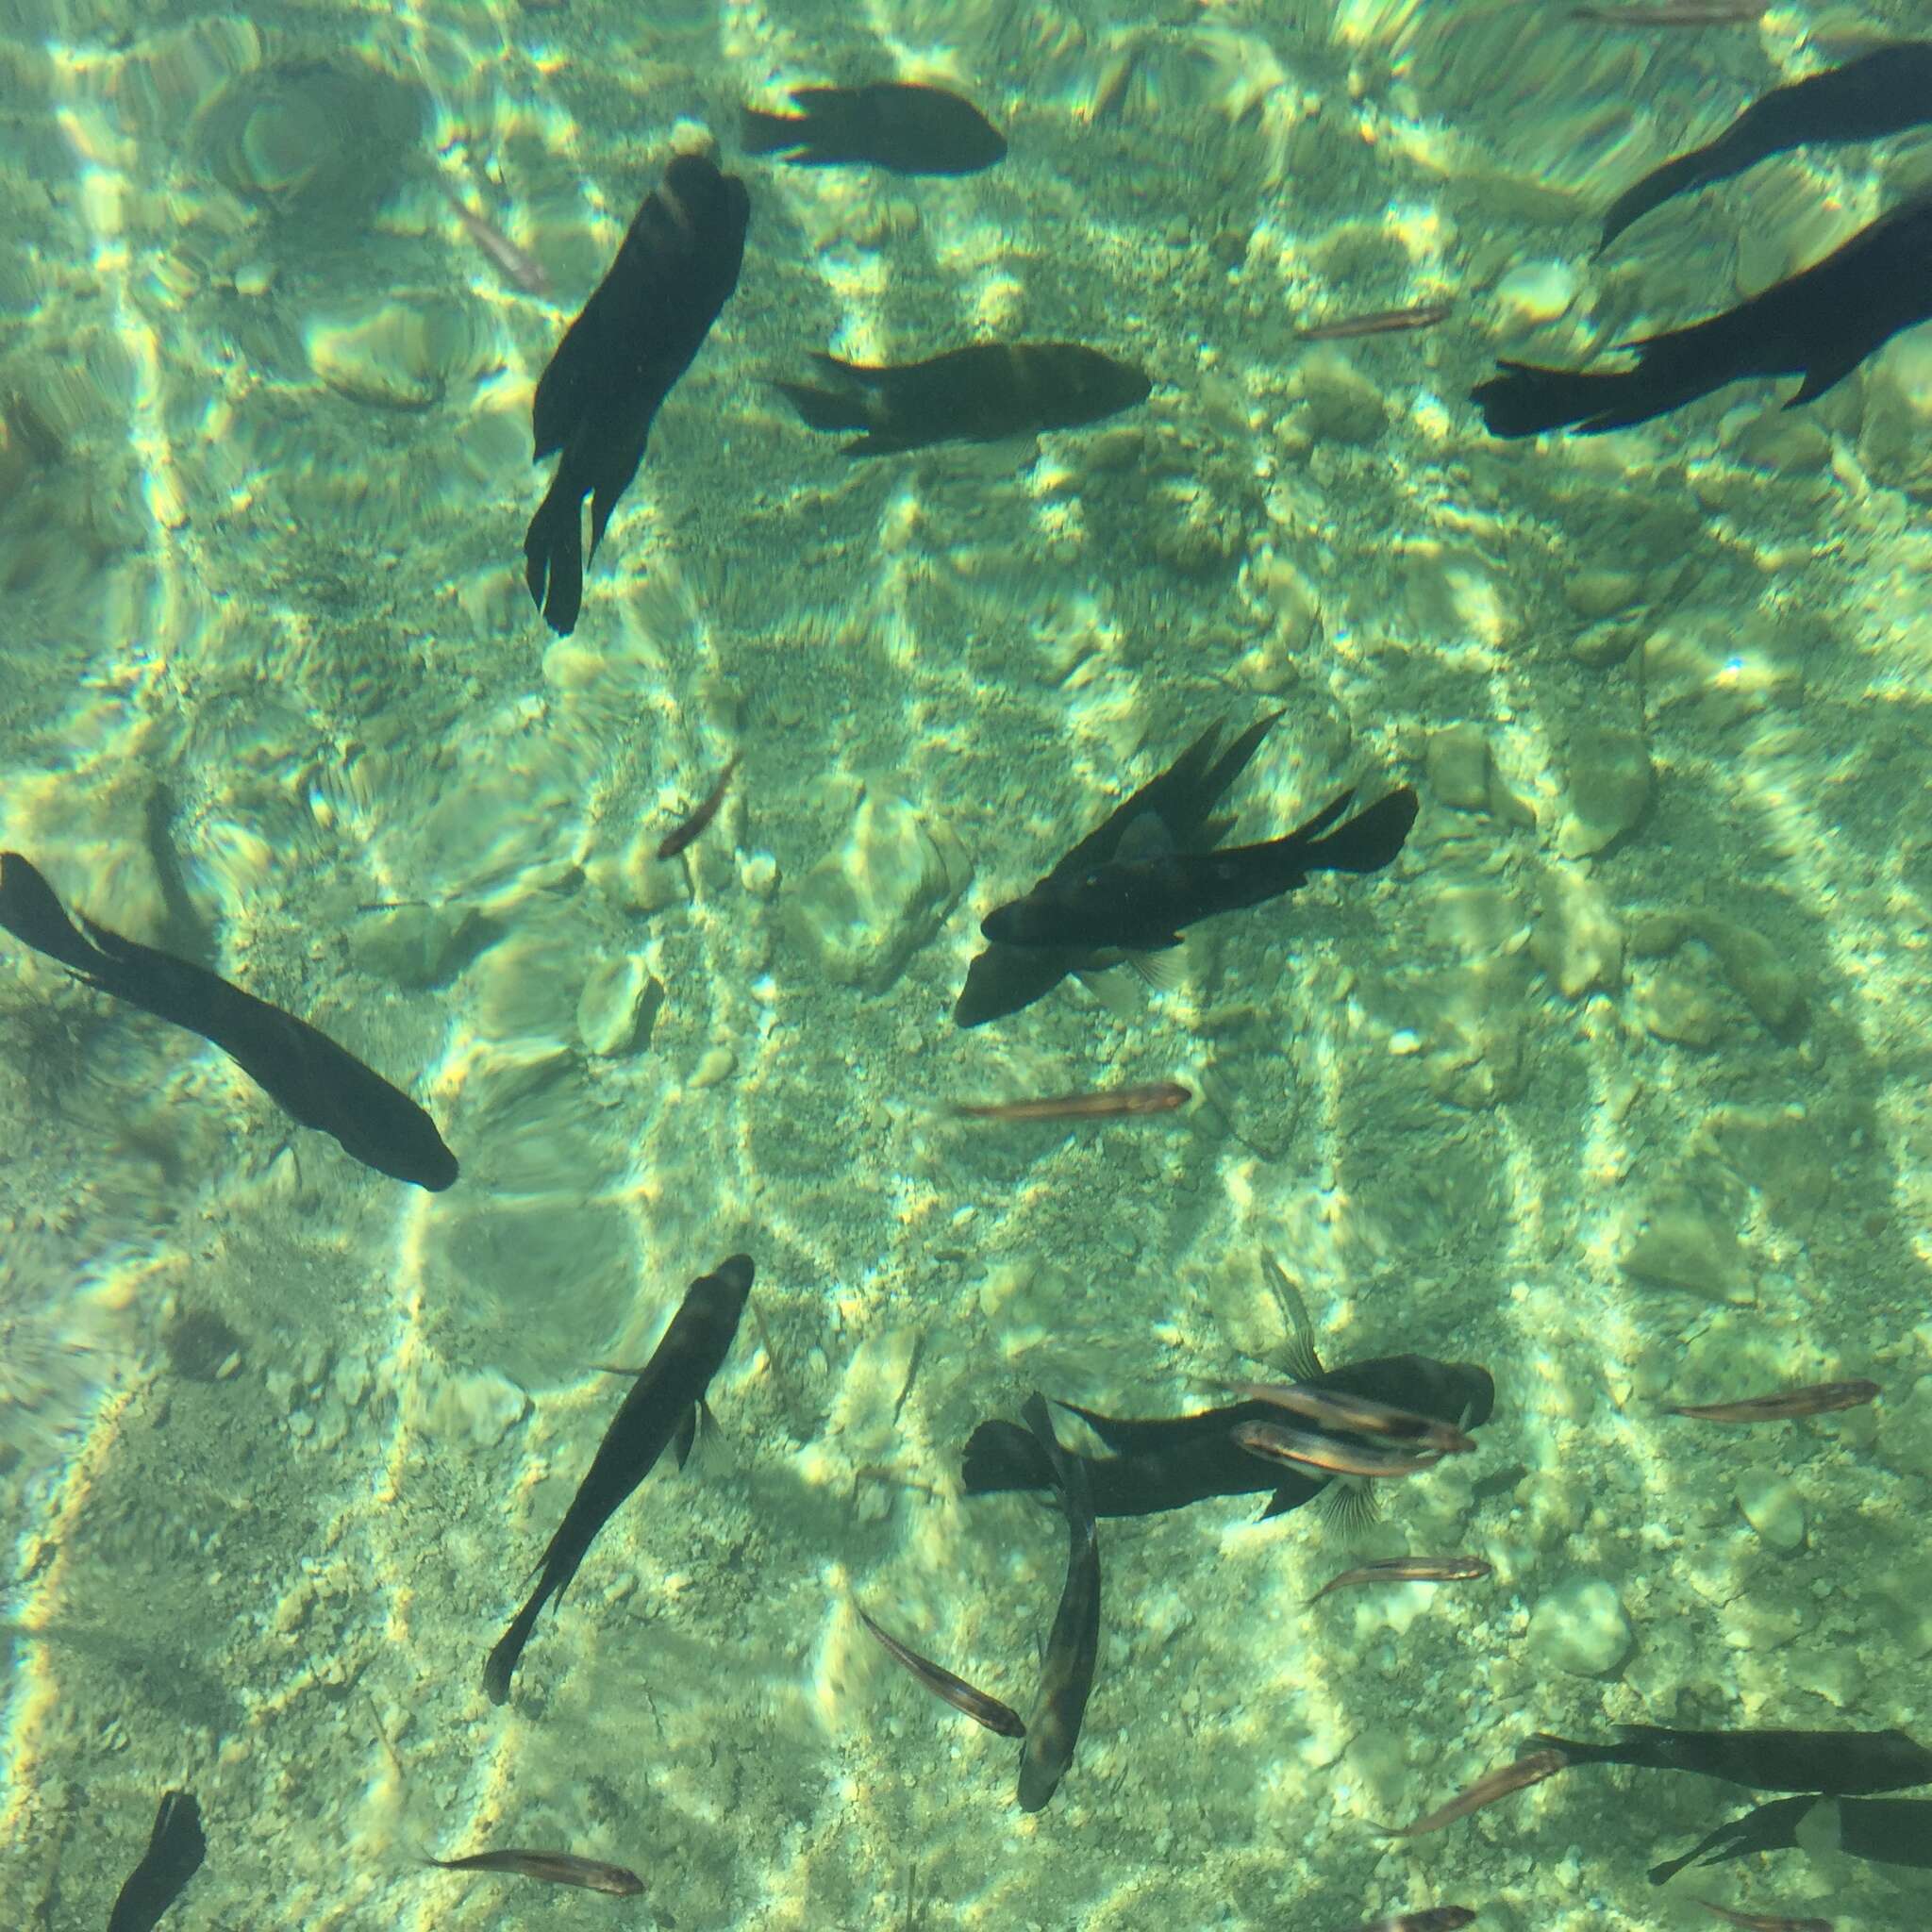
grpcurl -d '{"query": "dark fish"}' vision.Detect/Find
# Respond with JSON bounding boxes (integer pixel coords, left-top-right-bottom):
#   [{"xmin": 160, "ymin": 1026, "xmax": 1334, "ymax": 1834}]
[
  {"xmin": 1696, "ymin": 1902, "xmax": 1831, "ymax": 1932},
  {"xmin": 1374, "ymin": 1748, "xmax": 1569, "ymax": 1838},
  {"xmin": 1296, "ymin": 301, "xmax": 1452, "ymax": 341},
  {"xmin": 951, "ymin": 1080, "xmax": 1189, "ymax": 1123},
  {"xmin": 1473, "ymin": 196, "xmax": 1932, "ymax": 438},
  {"xmin": 525, "ymin": 153, "xmax": 749, "ymax": 636},
  {"xmin": 1528, "ymin": 1724, "xmax": 1932, "ymax": 1796},
  {"xmin": 774, "ymin": 343, "xmax": 1149, "ymax": 457},
  {"xmin": 741, "ymin": 82, "xmax": 1005, "ymax": 175},
  {"xmin": 483, "ymin": 1254, "xmax": 753, "ymax": 1704},
  {"xmin": 980, "ymin": 786, "xmax": 1417, "ymax": 954},
  {"xmin": 1598, "ymin": 43, "xmax": 1932, "ymax": 254},
  {"xmin": 1306, "ymin": 1555, "xmax": 1492, "ymax": 1607},
  {"xmin": 858, "ymin": 1606, "xmax": 1025, "ymax": 1738},
  {"xmin": 1015, "ymin": 1392, "xmax": 1101, "ymax": 1813},
  {"xmin": 963, "ymin": 1354, "xmax": 1495, "ymax": 1522},
  {"xmin": 657, "ymin": 754, "xmax": 740, "ymax": 860},
  {"xmin": 1653, "ymin": 1796, "xmax": 1932, "ymax": 1884},
  {"xmin": 108, "ymin": 1790, "xmax": 205, "ymax": 1932},
  {"xmin": 0, "ymin": 852, "xmax": 457, "ymax": 1191},
  {"xmin": 422, "ymin": 1847, "xmax": 643, "ymax": 1896},
  {"xmin": 1666, "ymin": 1378, "xmax": 1877, "ymax": 1423},
  {"xmin": 1362, "ymin": 1912, "xmax": 1479, "ymax": 1932},
  {"xmin": 956, "ymin": 713, "xmax": 1281, "ymax": 1027},
  {"xmin": 1233, "ymin": 1421, "xmax": 1446, "ymax": 1479},
  {"xmin": 1222, "ymin": 1379, "xmax": 1476, "ymax": 1456}
]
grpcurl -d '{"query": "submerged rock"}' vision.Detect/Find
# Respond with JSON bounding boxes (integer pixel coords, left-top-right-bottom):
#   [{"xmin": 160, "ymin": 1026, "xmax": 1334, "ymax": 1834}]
[
  {"xmin": 1558, "ymin": 726, "xmax": 1650, "ymax": 858},
  {"xmin": 1528, "ymin": 1575, "xmax": 1633, "ymax": 1677}
]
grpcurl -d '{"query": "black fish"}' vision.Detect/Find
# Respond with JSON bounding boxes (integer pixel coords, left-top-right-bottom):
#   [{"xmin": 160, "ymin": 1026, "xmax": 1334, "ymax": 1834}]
[
  {"xmin": 1531, "ymin": 1724, "xmax": 1932, "ymax": 1796},
  {"xmin": 981, "ymin": 786, "xmax": 1417, "ymax": 954},
  {"xmin": 1653, "ymin": 1796, "xmax": 1932, "ymax": 1885},
  {"xmin": 1474, "ymin": 196, "xmax": 1932, "ymax": 438},
  {"xmin": 108, "ymin": 1790, "xmax": 205, "ymax": 1932},
  {"xmin": 741, "ymin": 82, "xmax": 1006, "ymax": 175},
  {"xmin": 957, "ymin": 713, "xmax": 1281, "ymax": 1028},
  {"xmin": 1015, "ymin": 1392, "xmax": 1100, "ymax": 1813},
  {"xmin": 1599, "ymin": 43, "xmax": 1932, "ymax": 254},
  {"xmin": 964, "ymin": 1355, "xmax": 1495, "ymax": 1522},
  {"xmin": 0, "ymin": 852, "xmax": 457, "ymax": 1191},
  {"xmin": 482, "ymin": 1254, "xmax": 753, "ymax": 1704},
  {"xmin": 525, "ymin": 153, "xmax": 749, "ymax": 636},
  {"xmin": 774, "ymin": 343, "xmax": 1149, "ymax": 456}
]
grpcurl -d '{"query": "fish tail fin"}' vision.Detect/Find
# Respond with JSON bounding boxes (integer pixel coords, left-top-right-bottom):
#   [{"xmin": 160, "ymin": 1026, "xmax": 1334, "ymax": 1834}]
[
  {"xmin": 740, "ymin": 104, "xmax": 807, "ymax": 156},
  {"xmin": 1302, "ymin": 786, "xmax": 1417, "ymax": 876},
  {"xmin": 0, "ymin": 853, "xmax": 116, "ymax": 980},
  {"xmin": 481, "ymin": 1581, "xmax": 553, "ymax": 1706},
  {"xmin": 772, "ymin": 377, "xmax": 868, "ymax": 435},
  {"xmin": 1474, "ymin": 360, "xmax": 1670, "ymax": 438},
  {"xmin": 524, "ymin": 479, "xmax": 585, "ymax": 637}
]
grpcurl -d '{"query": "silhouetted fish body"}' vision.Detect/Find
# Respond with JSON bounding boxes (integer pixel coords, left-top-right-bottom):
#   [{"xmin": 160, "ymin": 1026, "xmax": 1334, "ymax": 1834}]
[
  {"xmin": 1600, "ymin": 43, "xmax": 1932, "ymax": 253},
  {"xmin": 482, "ymin": 1254, "xmax": 753, "ymax": 1704},
  {"xmin": 955, "ymin": 712, "xmax": 1281, "ymax": 1027},
  {"xmin": 108, "ymin": 1790, "xmax": 205, "ymax": 1932},
  {"xmin": 1474, "ymin": 196, "xmax": 1932, "ymax": 437},
  {"xmin": 742, "ymin": 83, "xmax": 1005, "ymax": 175},
  {"xmin": 981, "ymin": 786, "xmax": 1417, "ymax": 953},
  {"xmin": 962, "ymin": 1356, "xmax": 1495, "ymax": 1521},
  {"xmin": 0, "ymin": 853, "xmax": 457, "ymax": 1190},
  {"xmin": 1653, "ymin": 1795, "xmax": 1932, "ymax": 1885},
  {"xmin": 1535, "ymin": 1724, "xmax": 1932, "ymax": 1796},
  {"xmin": 525, "ymin": 154, "xmax": 749, "ymax": 635},
  {"xmin": 774, "ymin": 343, "xmax": 1148, "ymax": 456}
]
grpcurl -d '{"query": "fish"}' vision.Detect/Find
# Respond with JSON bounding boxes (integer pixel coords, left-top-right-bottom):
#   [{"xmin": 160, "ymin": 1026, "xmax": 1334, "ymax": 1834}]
[
  {"xmin": 432, "ymin": 175, "xmax": 549, "ymax": 295},
  {"xmin": 1473, "ymin": 195, "xmax": 1932, "ymax": 439},
  {"xmin": 525, "ymin": 152, "xmax": 749, "ymax": 637},
  {"xmin": 980, "ymin": 785, "xmax": 1417, "ymax": 954},
  {"xmin": 0, "ymin": 851, "xmax": 458, "ymax": 1191},
  {"xmin": 1295, "ymin": 301, "xmax": 1451, "ymax": 341},
  {"xmin": 656, "ymin": 754, "xmax": 740, "ymax": 860},
  {"xmin": 1695, "ymin": 1902, "xmax": 1831, "ymax": 1932},
  {"xmin": 1652, "ymin": 1796, "xmax": 1932, "ymax": 1884},
  {"xmin": 858, "ymin": 1606, "xmax": 1026, "ymax": 1738},
  {"xmin": 962, "ymin": 1350, "xmax": 1495, "ymax": 1523},
  {"xmin": 1015, "ymin": 1392, "xmax": 1101, "ymax": 1813},
  {"xmin": 482, "ymin": 1254, "xmax": 753, "ymax": 1704},
  {"xmin": 1526, "ymin": 1724, "xmax": 1932, "ymax": 1796},
  {"xmin": 1361, "ymin": 1912, "xmax": 1478, "ymax": 1932},
  {"xmin": 741, "ymin": 82, "xmax": 1006, "ymax": 175},
  {"xmin": 421, "ymin": 1847, "xmax": 644, "ymax": 1897},
  {"xmin": 1665, "ymin": 1379, "xmax": 1878, "ymax": 1423},
  {"xmin": 950, "ymin": 1080, "xmax": 1190, "ymax": 1124},
  {"xmin": 957, "ymin": 712, "xmax": 1283, "ymax": 1027},
  {"xmin": 1597, "ymin": 42, "xmax": 1932, "ymax": 255},
  {"xmin": 1572, "ymin": 2, "xmax": 1765, "ymax": 25},
  {"xmin": 1373, "ymin": 1748, "xmax": 1569, "ymax": 1838},
  {"xmin": 108, "ymin": 1790, "xmax": 205, "ymax": 1932},
  {"xmin": 1232, "ymin": 1420, "xmax": 1447, "ymax": 1480},
  {"xmin": 1223, "ymin": 1380, "xmax": 1476, "ymax": 1456},
  {"xmin": 1306, "ymin": 1555, "xmax": 1492, "ymax": 1607},
  {"xmin": 774, "ymin": 343, "xmax": 1150, "ymax": 457}
]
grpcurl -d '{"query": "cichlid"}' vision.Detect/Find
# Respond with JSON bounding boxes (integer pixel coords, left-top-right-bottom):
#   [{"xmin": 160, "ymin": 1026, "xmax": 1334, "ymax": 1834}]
[
  {"xmin": 741, "ymin": 82, "xmax": 1005, "ymax": 175},
  {"xmin": 1530, "ymin": 1724, "xmax": 1932, "ymax": 1796}
]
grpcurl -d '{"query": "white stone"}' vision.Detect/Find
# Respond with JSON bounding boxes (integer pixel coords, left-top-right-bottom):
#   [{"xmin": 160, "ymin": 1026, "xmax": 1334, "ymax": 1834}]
[{"xmin": 1527, "ymin": 1576, "xmax": 1633, "ymax": 1676}]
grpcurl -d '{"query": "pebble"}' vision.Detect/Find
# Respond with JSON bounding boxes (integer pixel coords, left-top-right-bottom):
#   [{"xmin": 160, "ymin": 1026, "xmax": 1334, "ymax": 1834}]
[
  {"xmin": 1736, "ymin": 1472, "xmax": 1806, "ymax": 1553},
  {"xmin": 1527, "ymin": 1576, "xmax": 1634, "ymax": 1676}
]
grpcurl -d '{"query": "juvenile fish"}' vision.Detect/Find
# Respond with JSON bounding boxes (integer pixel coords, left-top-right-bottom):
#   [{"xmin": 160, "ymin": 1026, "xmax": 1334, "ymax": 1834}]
[
  {"xmin": 108, "ymin": 1790, "xmax": 205, "ymax": 1932},
  {"xmin": 1696, "ymin": 1902, "xmax": 1830, "ymax": 1932},
  {"xmin": 1295, "ymin": 302, "xmax": 1450, "ymax": 341},
  {"xmin": 1475, "ymin": 196, "xmax": 1932, "ymax": 437},
  {"xmin": 422, "ymin": 1847, "xmax": 643, "ymax": 1897},
  {"xmin": 982, "ymin": 786, "xmax": 1417, "ymax": 955},
  {"xmin": 741, "ymin": 82, "xmax": 1005, "ymax": 175},
  {"xmin": 1233, "ymin": 1421, "xmax": 1445, "ymax": 1480},
  {"xmin": 0, "ymin": 852, "xmax": 457, "ymax": 1190},
  {"xmin": 1374, "ymin": 1748, "xmax": 1569, "ymax": 1838},
  {"xmin": 1016, "ymin": 1392, "xmax": 1101, "ymax": 1812},
  {"xmin": 952, "ymin": 1081, "xmax": 1189, "ymax": 1124},
  {"xmin": 1306, "ymin": 1555, "xmax": 1492, "ymax": 1607},
  {"xmin": 525, "ymin": 153, "xmax": 748, "ymax": 636},
  {"xmin": 1530, "ymin": 1724, "xmax": 1932, "ymax": 1796},
  {"xmin": 1362, "ymin": 1912, "xmax": 1477, "ymax": 1932},
  {"xmin": 433, "ymin": 175, "xmax": 549, "ymax": 295},
  {"xmin": 1223, "ymin": 1380, "xmax": 1475, "ymax": 1456},
  {"xmin": 1666, "ymin": 1379, "xmax": 1877, "ymax": 1423},
  {"xmin": 483, "ymin": 1254, "xmax": 753, "ymax": 1704},
  {"xmin": 775, "ymin": 343, "xmax": 1149, "ymax": 457},
  {"xmin": 857, "ymin": 1607, "xmax": 1025, "ymax": 1738},
  {"xmin": 657, "ymin": 755, "xmax": 740, "ymax": 860}
]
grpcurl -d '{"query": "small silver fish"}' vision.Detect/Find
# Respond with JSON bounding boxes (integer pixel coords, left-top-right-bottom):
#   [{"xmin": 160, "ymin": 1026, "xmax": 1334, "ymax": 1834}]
[
  {"xmin": 1374, "ymin": 1749, "xmax": 1569, "ymax": 1838},
  {"xmin": 421, "ymin": 1846, "xmax": 643, "ymax": 1896},
  {"xmin": 433, "ymin": 176, "xmax": 549, "ymax": 296}
]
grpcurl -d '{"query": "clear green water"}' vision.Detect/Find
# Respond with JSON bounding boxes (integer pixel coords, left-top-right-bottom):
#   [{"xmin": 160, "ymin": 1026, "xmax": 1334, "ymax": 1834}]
[{"xmin": 1, "ymin": 0, "xmax": 1928, "ymax": 1926}]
